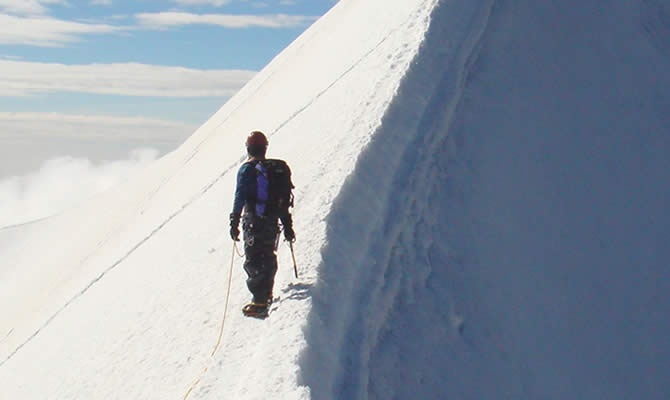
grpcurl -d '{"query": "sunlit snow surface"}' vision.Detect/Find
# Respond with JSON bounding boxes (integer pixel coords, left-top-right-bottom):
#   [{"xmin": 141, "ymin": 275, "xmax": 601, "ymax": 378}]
[{"xmin": 2, "ymin": 0, "xmax": 670, "ymax": 399}]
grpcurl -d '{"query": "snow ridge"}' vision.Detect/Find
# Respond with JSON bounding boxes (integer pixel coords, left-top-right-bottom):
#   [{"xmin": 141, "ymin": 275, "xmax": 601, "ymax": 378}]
[
  {"xmin": 300, "ymin": 0, "xmax": 496, "ymax": 398},
  {"xmin": 302, "ymin": 0, "xmax": 670, "ymax": 398},
  {"xmin": 0, "ymin": 0, "xmax": 445, "ymax": 398},
  {"xmin": 3, "ymin": 0, "xmax": 669, "ymax": 398}
]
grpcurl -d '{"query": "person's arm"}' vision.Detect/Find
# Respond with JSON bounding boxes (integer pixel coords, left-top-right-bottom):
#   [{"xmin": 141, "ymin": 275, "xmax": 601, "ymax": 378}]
[
  {"xmin": 230, "ymin": 163, "xmax": 250, "ymax": 240},
  {"xmin": 279, "ymin": 161, "xmax": 295, "ymax": 241},
  {"xmin": 280, "ymin": 211, "xmax": 295, "ymax": 242},
  {"xmin": 232, "ymin": 163, "xmax": 250, "ymax": 216}
]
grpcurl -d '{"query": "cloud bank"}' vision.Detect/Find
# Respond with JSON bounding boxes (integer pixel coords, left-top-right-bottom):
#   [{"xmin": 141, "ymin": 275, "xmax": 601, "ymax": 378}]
[
  {"xmin": 0, "ymin": 112, "xmax": 197, "ymax": 141},
  {"xmin": 135, "ymin": 12, "xmax": 317, "ymax": 29},
  {"xmin": 0, "ymin": 0, "xmax": 65, "ymax": 16},
  {"xmin": 170, "ymin": 0, "xmax": 231, "ymax": 6},
  {"xmin": 0, "ymin": 149, "xmax": 159, "ymax": 229},
  {"xmin": 0, "ymin": 8, "xmax": 317, "ymax": 47},
  {"xmin": 0, "ymin": 112, "xmax": 197, "ymax": 179},
  {"xmin": 0, "ymin": 60, "xmax": 256, "ymax": 97}
]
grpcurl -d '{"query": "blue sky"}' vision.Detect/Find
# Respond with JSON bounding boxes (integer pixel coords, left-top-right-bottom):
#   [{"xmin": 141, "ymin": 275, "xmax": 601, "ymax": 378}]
[{"xmin": 0, "ymin": 0, "xmax": 336, "ymax": 175}]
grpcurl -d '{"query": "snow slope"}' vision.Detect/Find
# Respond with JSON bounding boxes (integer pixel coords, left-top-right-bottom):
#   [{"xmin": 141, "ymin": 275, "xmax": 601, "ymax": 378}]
[
  {"xmin": 303, "ymin": 0, "xmax": 670, "ymax": 399},
  {"xmin": 1, "ymin": 0, "xmax": 438, "ymax": 398},
  {"xmin": 2, "ymin": 0, "xmax": 670, "ymax": 399}
]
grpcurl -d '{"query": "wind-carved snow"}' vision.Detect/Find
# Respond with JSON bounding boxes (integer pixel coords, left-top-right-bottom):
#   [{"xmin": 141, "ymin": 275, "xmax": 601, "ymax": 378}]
[
  {"xmin": 0, "ymin": 0, "xmax": 439, "ymax": 399},
  {"xmin": 1, "ymin": 0, "xmax": 670, "ymax": 399},
  {"xmin": 303, "ymin": 0, "xmax": 670, "ymax": 399},
  {"xmin": 301, "ymin": 0, "xmax": 498, "ymax": 397}
]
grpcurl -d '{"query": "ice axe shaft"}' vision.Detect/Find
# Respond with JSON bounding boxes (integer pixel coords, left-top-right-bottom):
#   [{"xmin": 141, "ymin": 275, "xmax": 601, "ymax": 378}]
[{"xmin": 289, "ymin": 241, "xmax": 298, "ymax": 279}]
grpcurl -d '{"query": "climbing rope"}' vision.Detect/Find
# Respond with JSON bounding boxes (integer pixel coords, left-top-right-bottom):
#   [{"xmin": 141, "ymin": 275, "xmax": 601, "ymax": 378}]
[
  {"xmin": 183, "ymin": 242, "xmax": 239, "ymax": 400},
  {"xmin": 210, "ymin": 242, "xmax": 237, "ymax": 356},
  {"xmin": 234, "ymin": 241, "xmax": 245, "ymax": 257}
]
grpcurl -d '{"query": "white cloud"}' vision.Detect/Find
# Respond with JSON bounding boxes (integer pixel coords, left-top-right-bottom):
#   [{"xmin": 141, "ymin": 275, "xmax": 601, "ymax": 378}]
[
  {"xmin": 0, "ymin": 54, "xmax": 23, "ymax": 60},
  {"xmin": 0, "ymin": 112, "xmax": 198, "ymax": 178},
  {"xmin": 135, "ymin": 12, "xmax": 317, "ymax": 29},
  {"xmin": 0, "ymin": 112, "xmax": 197, "ymax": 141},
  {"xmin": 0, "ymin": 149, "xmax": 159, "ymax": 228},
  {"xmin": 0, "ymin": 14, "xmax": 123, "ymax": 47},
  {"xmin": 0, "ymin": 112, "xmax": 197, "ymax": 227},
  {"xmin": 0, "ymin": 60, "xmax": 256, "ymax": 97},
  {"xmin": 0, "ymin": 0, "xmax": 66, "ymax": 15},
  {"xmin": 89, "ymin": 0, "xmax": 112, "ymax": 5},
  {"xmin": 0, "ymin": 8, "xmax": 316, "ymax": 47},
  {"xmin": 170, "ymin": 0, "xmax": 231, "ymax": 6}
]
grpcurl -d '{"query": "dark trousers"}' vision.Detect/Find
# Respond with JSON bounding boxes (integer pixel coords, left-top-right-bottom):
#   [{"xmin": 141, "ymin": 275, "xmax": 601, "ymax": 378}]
[{"xmin": 242, "ymin": 214, "xmax": 279, "ymax": 304}]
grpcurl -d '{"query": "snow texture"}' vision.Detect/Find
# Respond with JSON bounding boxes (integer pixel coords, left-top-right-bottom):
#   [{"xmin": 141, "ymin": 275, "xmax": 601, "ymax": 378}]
[
  {"xmin": 2, "ymin": 0, "xmax": 670, "ymax": 399},
  {"xmin": 304, "ymin": 0, "xmax": 670, "ymax": 398}
]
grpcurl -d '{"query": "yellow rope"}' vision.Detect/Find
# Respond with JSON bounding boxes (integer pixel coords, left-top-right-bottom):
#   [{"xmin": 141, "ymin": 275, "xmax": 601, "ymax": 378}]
[
  {"xmin": 182, "ymin": 367, "xmax": 208, "ymax": 400},
  {"xmin": 210, "ymin": 242, "xmax": 237, "ymax": 356},
  {"xmin": 183, "ymin": 242, "xmax": 238, "ymax": 400}
]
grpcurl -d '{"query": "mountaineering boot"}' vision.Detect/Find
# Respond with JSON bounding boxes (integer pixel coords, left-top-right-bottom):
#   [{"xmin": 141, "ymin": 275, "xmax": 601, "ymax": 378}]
[{"xmin": 242, "ymin": 302, "xmax": 269, "ymax": 318}]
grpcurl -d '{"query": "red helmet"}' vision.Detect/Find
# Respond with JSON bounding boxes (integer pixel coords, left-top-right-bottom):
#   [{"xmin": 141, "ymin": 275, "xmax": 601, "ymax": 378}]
[{"xmin": 246, "ymin": 130, "xmax": 268, "ymax": 147}]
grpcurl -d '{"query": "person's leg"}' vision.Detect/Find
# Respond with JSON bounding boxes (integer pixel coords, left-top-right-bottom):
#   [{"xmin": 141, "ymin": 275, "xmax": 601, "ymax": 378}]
[
  {"xmin": 259, "ymin": 248, "xmax": 278, "ymax": 303},
  {"xmin": 242, "ymin": 216, "xmax": 279, "ymax": 304},
  {"xmin": 243, "ymin": 215, "xmax": 265, "ymax": 303},
  {"xmin": 243, "ymin": 257, "xmax": 266, "ymax": 303}
]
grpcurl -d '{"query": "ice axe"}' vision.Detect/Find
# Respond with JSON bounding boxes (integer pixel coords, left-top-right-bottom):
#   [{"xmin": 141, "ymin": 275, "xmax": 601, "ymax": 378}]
[{"xmin": 289, "ymin": 241, "xmax": 298, "ymax": 279}]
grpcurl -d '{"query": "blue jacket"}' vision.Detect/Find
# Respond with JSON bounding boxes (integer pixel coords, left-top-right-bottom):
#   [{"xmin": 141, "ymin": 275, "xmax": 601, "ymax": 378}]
[{"xmin": 232, "ymin": 160, "xmax": 270, "ymax": 216}]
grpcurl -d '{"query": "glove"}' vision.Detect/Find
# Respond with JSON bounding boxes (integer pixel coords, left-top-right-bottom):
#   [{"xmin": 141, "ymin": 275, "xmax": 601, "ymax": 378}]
[
  {"xmin": 280, "ymin": 213, "xmax": 295, "ymax": 242},
  {"xmin": 229, "ymin": 213, "xmax": 241, "ymax": 241},
  {"xmin": 284, "ymin": 224, "xmax": 295, "ymax": 242},
  {"xmin": 230, "ymin": 225, "xmax": 240, "ymax": 241}
]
